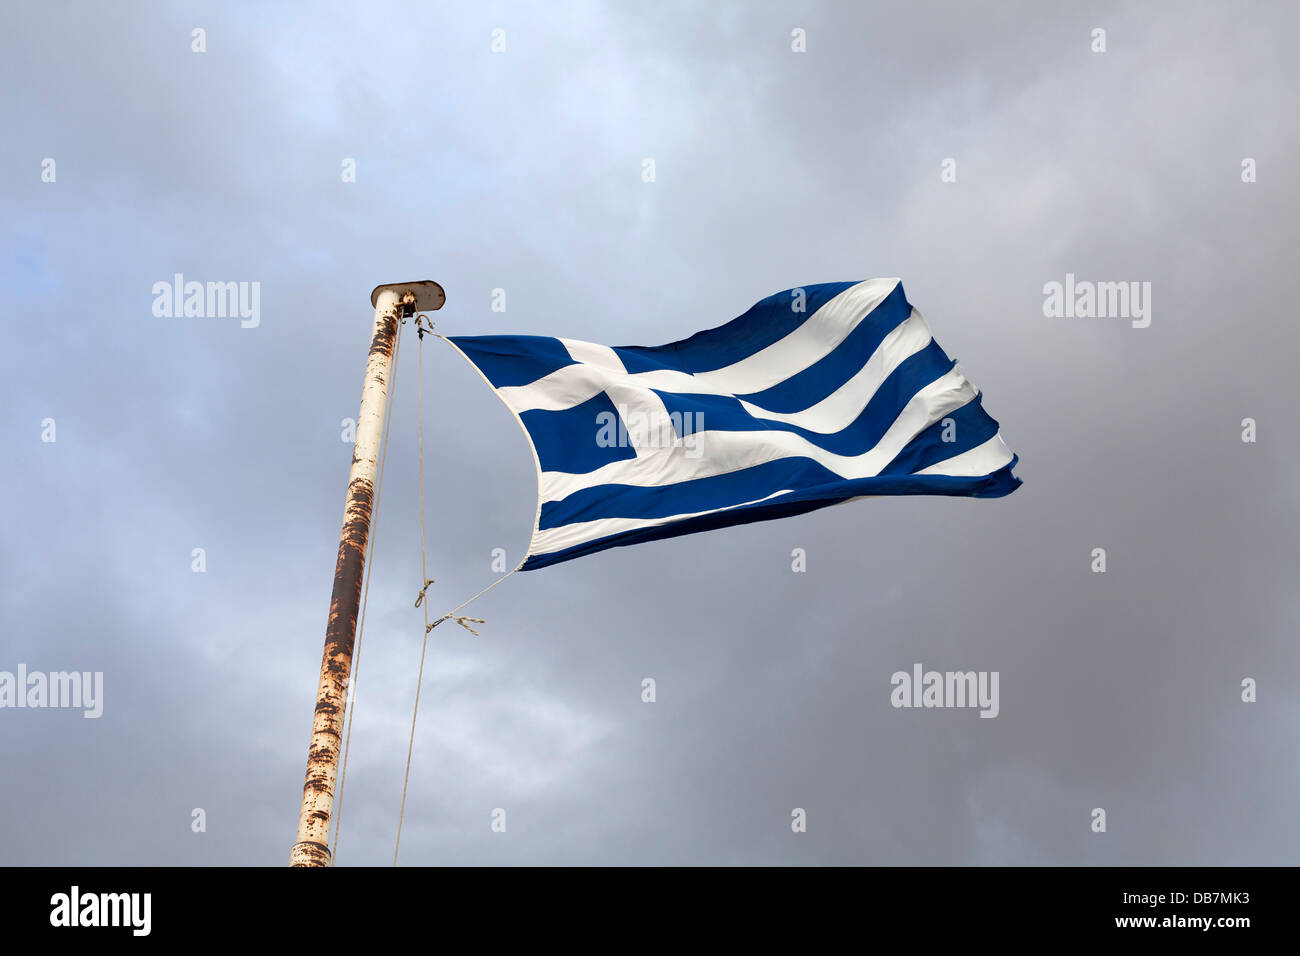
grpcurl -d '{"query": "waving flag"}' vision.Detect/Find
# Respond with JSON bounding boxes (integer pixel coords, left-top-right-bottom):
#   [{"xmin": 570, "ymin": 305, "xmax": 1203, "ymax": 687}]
[{"xmin": 447, "ymin": 279, "xmax": 1020, "ymax": 570}]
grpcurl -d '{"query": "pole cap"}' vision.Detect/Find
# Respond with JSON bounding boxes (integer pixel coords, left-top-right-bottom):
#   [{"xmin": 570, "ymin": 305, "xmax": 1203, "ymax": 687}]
[{"xmin": 370, "ymin": 280, "xmax": 446, "ymax": 311}]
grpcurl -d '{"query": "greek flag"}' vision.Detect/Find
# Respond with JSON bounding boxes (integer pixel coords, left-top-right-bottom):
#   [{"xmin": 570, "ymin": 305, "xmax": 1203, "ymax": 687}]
[{"xmin": 447, "ymin": 279, "xmax": 1020, "ymax": 570}]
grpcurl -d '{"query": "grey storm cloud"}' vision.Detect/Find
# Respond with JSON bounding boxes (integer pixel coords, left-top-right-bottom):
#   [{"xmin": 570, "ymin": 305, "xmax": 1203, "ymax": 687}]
[{"xmin": 1, "ymin": 0, "xmax": 1297, "ymax": 864}]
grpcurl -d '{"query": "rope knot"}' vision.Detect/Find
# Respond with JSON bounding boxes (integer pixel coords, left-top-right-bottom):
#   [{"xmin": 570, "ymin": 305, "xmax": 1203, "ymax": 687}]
[
  {"xmin": 413, "ymin": 578, "xmax": 435, "ymax": 608},
  {"xmin": 427, "ymin": 613, "xmax": 485, "ymax": 636}
]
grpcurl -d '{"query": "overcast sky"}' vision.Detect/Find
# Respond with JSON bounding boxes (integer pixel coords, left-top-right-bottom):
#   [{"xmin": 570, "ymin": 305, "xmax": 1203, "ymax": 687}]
[{"xmin": 2, "ymin": 0, "xmax": 1297, "ymax": 865}]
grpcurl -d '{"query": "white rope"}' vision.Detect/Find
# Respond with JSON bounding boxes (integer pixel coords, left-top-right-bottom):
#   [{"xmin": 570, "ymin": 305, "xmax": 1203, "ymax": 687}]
[
  {"xmin": 424, "ymin": 565, "xmax": 523, "ymax": 635},
  {"xmin": 393, "ymin": 316, "xmax": 524, "ymax": 865}
]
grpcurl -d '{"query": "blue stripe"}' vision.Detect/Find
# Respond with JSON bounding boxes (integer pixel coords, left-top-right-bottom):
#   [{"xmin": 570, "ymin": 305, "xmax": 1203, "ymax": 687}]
[
  {"xmin": 539, "ymin": 456, "xmax": 846, "ymax": 530},
  {"xmin": 878, "ymin": 394, "xmax": 1001, "ymax": 476},
  {"xmin": 614, "ymin": 281, "xmax": 862, "ymax": 374},
  {"xmin": 523, "ymin": 458, "xmax": 1021, "ymax": 570},
  {"xmin": 736, "ymin": 281, "xmax": 913, "ymax": 413},
  {"xmin": 448, "ymin": 335, "xmax": 575, "ymax": 389},
  {"xmin": 652, "ymin": 339, "xmax": 956, "ymax": 457}
]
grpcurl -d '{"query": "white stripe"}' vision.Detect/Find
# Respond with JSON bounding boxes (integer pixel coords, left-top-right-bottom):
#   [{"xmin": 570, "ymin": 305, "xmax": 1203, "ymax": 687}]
[
  {"xmin": 538, "ymin": 367, "xmax": 978, "ymax": 504},
  {"xmin": 687, "ymin": 278, "xmax": 900, "ymax": 394},
  {"xmin": 495, "ymin": 363, "xmax": 703, "ymax": 412},
  {"xmin": 914, "ymin": 432, "xmax": 1014, "ymax": 476},
  {"xmin": 494, "ymin": 278, "xmax": 901, "ymax": 413},
  {"xmin": 738, "ymin": 308, "xmax": 932, "ymax": 432}
]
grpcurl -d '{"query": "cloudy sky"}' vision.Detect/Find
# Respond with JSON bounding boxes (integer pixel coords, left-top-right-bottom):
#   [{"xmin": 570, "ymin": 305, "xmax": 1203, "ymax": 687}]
[{"xmin": 2, "ymin": 0, "xmax": 1297, "ymax": 865}]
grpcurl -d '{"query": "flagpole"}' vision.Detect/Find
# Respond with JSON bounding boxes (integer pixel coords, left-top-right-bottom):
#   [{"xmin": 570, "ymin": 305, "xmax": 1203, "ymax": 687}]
[{"xmin": 290, "ymin": 280, "xmax": 444, "ymax": 867}]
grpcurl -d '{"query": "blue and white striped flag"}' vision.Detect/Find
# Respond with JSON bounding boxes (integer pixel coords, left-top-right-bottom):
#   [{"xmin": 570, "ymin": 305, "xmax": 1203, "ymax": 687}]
[{"xmin": 447, "ymin": 279, "xmax": 1020, "ymax": 570}]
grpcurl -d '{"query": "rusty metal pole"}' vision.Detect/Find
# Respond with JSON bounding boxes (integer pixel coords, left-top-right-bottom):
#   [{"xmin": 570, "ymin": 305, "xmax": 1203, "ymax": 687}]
[{"xmin": 290, "ymin": 281, "xmax": 444, "ymax": 867}]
